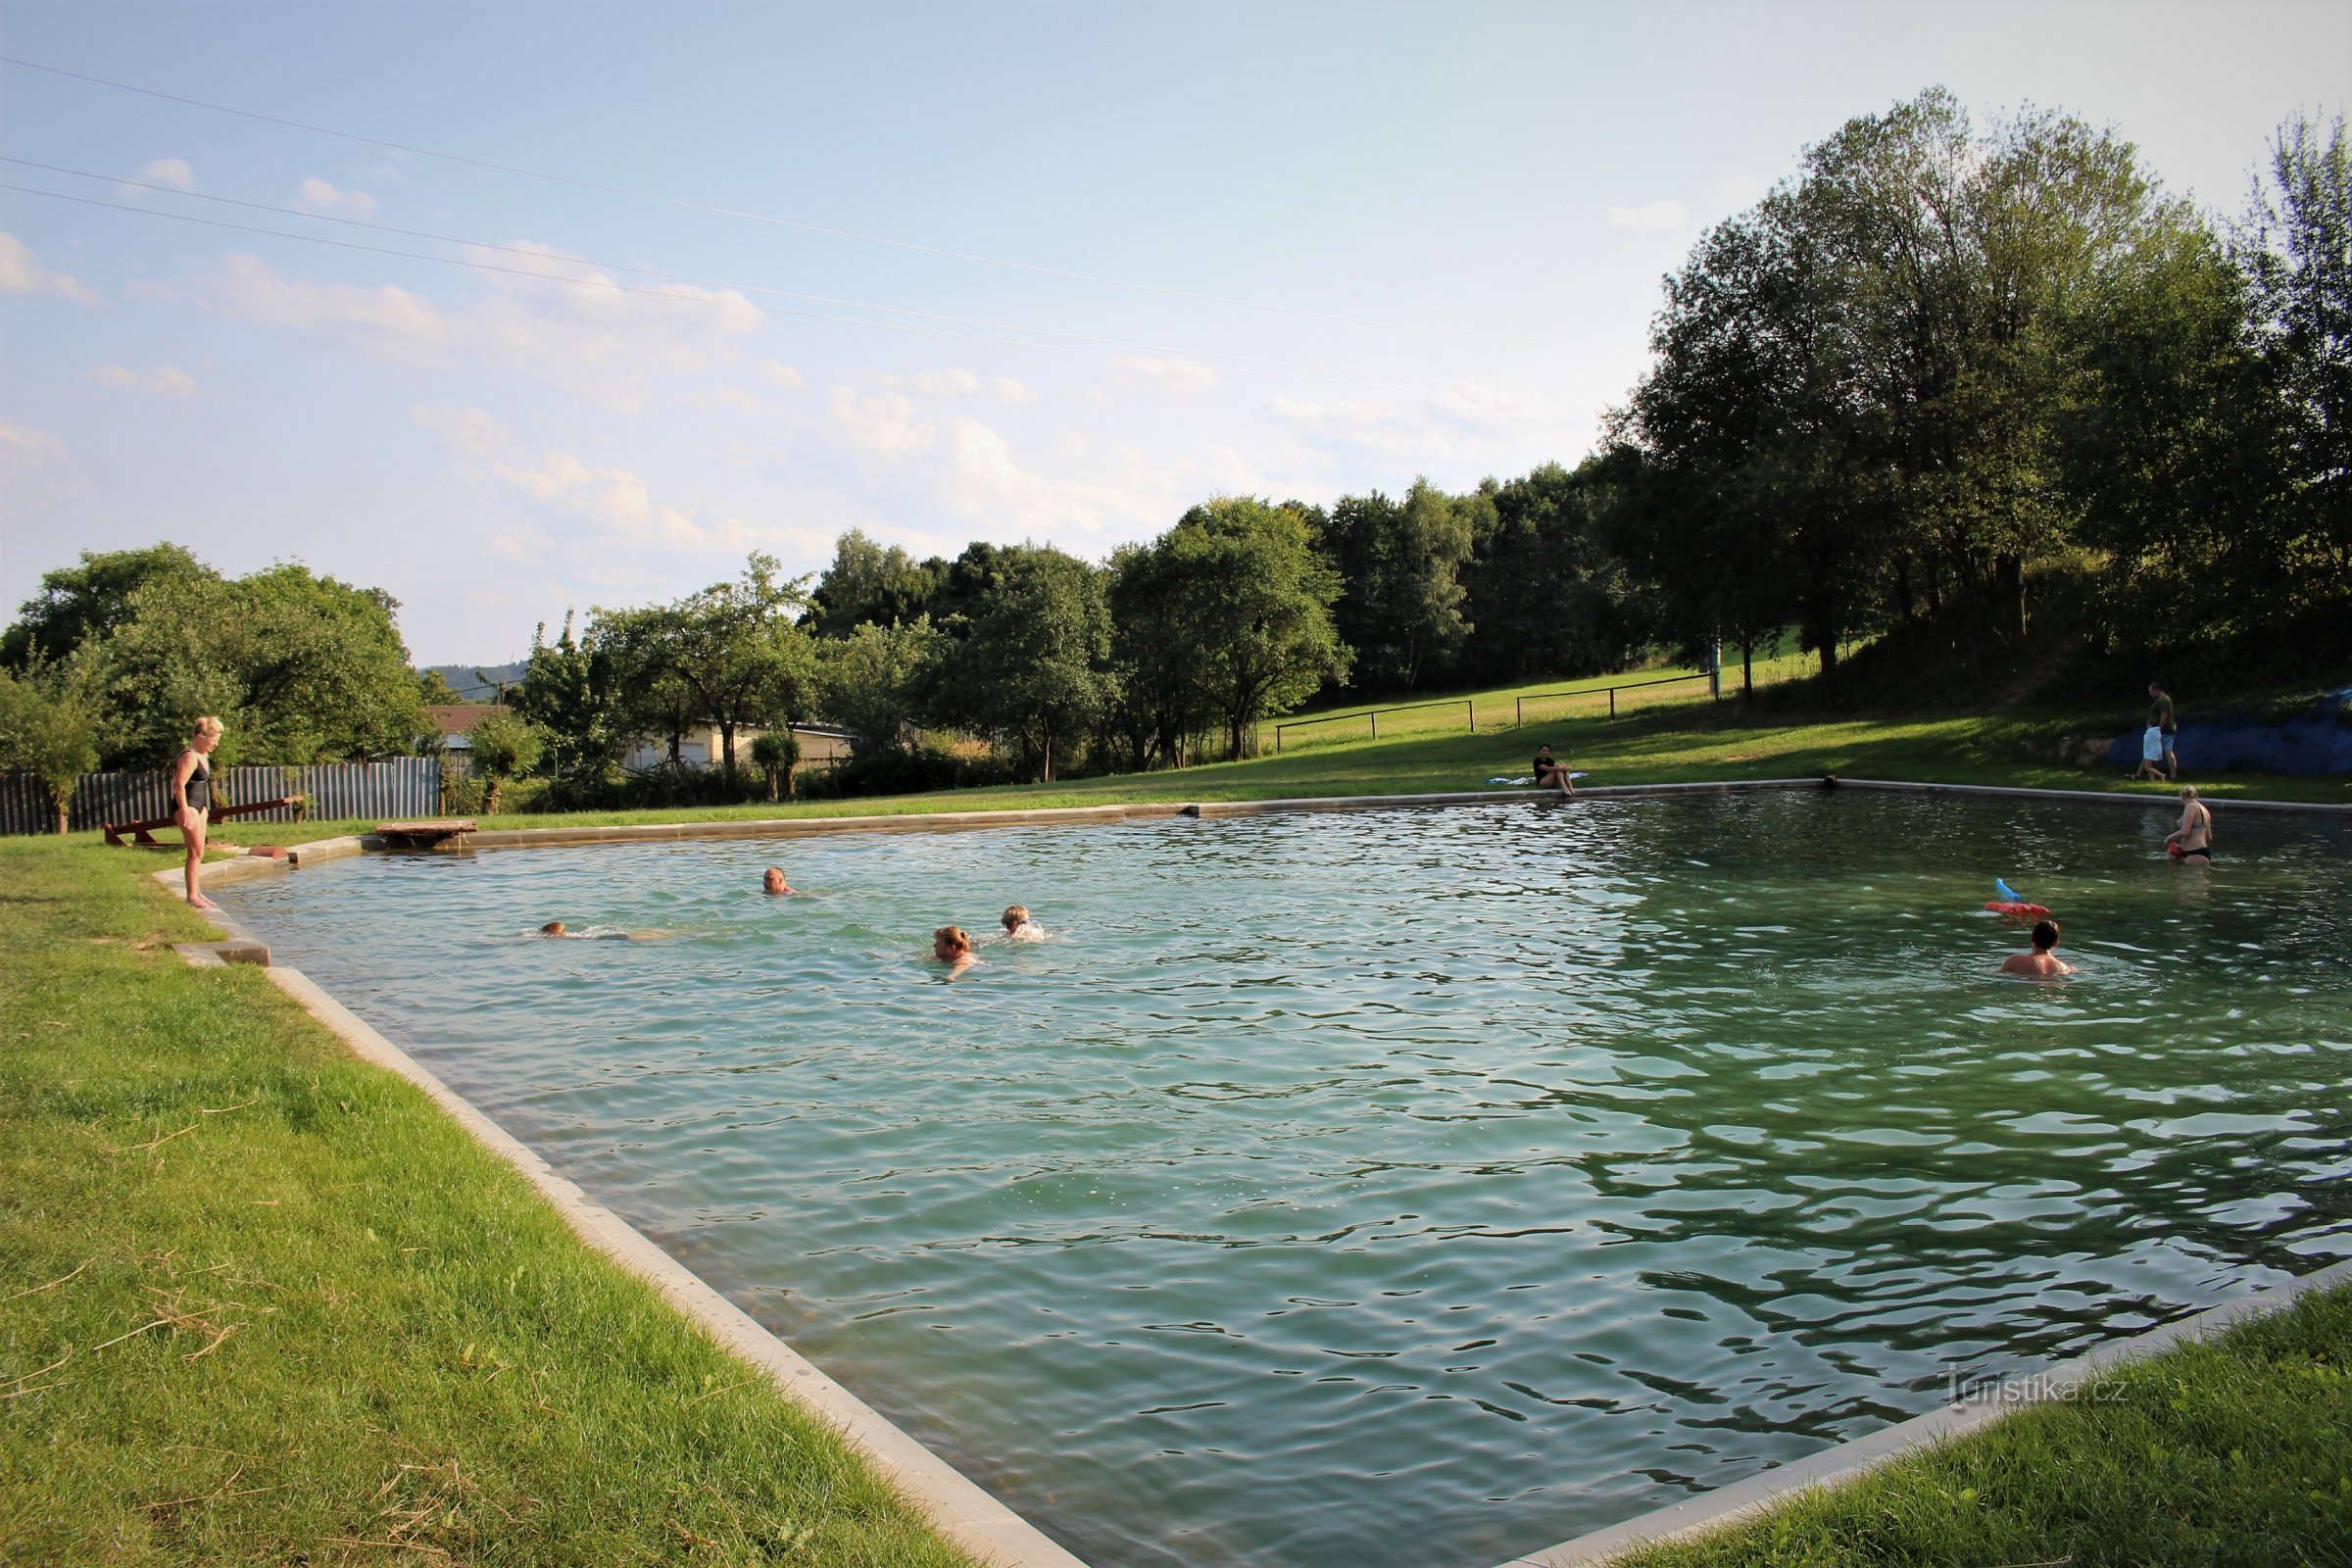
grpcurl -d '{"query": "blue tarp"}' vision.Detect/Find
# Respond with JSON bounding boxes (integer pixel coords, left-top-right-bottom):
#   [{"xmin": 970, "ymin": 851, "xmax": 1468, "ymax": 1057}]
[{"xmin": 2105, "ymin": 687, "xmax": 2352, "ymax": 775}]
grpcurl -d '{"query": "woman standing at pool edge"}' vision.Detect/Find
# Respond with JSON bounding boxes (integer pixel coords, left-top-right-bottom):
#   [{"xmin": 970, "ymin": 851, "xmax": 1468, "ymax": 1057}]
[{"xmin": 173, "ymin": 715, "xmax": 224, "ymax": 909}]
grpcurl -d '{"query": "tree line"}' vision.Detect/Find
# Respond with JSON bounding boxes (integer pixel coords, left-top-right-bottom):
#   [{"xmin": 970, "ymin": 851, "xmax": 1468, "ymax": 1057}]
[{"xmin": 6, "ymin": 93, "xmax": 2342, "ymax": 821}]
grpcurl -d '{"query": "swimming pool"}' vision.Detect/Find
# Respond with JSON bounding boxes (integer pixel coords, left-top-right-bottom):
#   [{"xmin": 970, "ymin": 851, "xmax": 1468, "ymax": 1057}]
[{"xmin": 218, "ymin": 792, "xmax": 2352, "ymax": 1567}]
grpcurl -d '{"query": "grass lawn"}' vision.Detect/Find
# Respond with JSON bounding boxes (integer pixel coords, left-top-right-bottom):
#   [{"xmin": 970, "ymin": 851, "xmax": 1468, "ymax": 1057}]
[
  {"xmin": 203, "ymin": 680, "xmax": 2346, "ymax": 849},
  {"xmin": 0, "ymin": 838, "xmax": 975, "ymax": 1567},
  {"xmin": 1615, "ymin": 1278, "xmax": 2352, "ymax": 1567}
]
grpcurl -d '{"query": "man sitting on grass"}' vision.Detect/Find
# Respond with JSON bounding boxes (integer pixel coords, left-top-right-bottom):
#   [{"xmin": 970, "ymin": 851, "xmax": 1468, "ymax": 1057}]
[{"xmin": 2000, "ymin": 918, "xmax": 2075, "ymax": 977}]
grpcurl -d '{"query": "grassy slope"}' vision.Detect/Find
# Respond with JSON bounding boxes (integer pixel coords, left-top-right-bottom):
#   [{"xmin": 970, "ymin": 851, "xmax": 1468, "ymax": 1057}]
[
  {"xmin": 1617, "ymin": 1279, "xmax": 2352, "ymax": 1568},
  {"xmin": 201, "ymin": 683, "xmax": 2344, "ymax": 849},
  {"xmin": 0, "ymin": 839, "xmax": 974, "ymax": 1568}
]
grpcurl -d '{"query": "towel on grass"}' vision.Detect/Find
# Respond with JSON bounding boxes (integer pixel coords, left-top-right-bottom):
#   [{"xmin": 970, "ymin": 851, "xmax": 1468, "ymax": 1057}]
[{"xmin": 1486, "ymin": 772, "xmax": 1589, "ymax": 786}]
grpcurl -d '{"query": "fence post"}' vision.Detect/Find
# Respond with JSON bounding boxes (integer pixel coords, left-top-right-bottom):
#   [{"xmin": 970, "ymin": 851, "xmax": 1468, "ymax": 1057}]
[
  {"xmin": 1370, "ymin": 711, "xmax": 1378, "ymax": 741},
  {"xmin": 1276, "ymin": 725, "xmax": 1283, "ymax": 755},
  {"xmin": 1609, "ymin": 687, "xmax": 1617, "ymax": 719},
  {"xmin": 1516, "ymin": 695, "xmax": 1524, "ymax": 726},
  {"xmin": 1466, "ymin": 699, "xmax": 1475, "ymax": 733}
]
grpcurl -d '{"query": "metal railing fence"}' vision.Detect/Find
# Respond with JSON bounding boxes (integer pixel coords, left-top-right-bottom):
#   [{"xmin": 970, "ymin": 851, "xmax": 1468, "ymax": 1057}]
[{"xmin": 0, "ymin": 758, "xmax": 441, "ymax": 837}]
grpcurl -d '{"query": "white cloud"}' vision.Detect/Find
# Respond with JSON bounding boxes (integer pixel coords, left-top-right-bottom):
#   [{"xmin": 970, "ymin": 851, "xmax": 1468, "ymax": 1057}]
[
  {"xmin": 295, "ymin": 176, "xmax": 377, "ymax": 217},
  {"xmin": 0, "ymin": 421, "xmax": 90, "ymax": 514},
  {"xmin": 939, "ymin": 416, "xmax": 1137, "ymax": 534},
  {"xmin": 411, "ymin": 403, "xmax": 512, "ymax": 460},
  {"xmin": 1716, "ymin": 175, "xmax": 1769, "ymax": 208},
  {"xmin": 1608, "ymin": 199, "xmax": 1687, "ymax": 229},
  {"xmin": 176, "ymin": 248, "xmax": 766, "ymax": 410},
  {"xmin": 760, "ymin": 357, "xmax": 808, "ymax": 389},
  {"xmin": 829, "ymin": 387, "xmax": 935, "ymax": 453},
  {"xmin": 687, "ymin": 385, "xmax": 767, "ymax": 414},
  {"xmin": 128, "ymin": 158, "xmax": 198, "ymax": 193},
  {"xmin": 83, "ymin": 364, "xmax": 197, "ymax": 397},
  {"xmin": 491, "ymin": 451, "xmax": 756, "ymax": 553},
  {"xmin": 1100, "ymin": 357, "xmax": 1218, "ymax": 397},
  {"xmin": 873, "ymin": 367, "xmax": 1035, "ymax": 403},
  {"xmin": 0, "ymin": 233, "xmax": 98, "ymax": 302}
]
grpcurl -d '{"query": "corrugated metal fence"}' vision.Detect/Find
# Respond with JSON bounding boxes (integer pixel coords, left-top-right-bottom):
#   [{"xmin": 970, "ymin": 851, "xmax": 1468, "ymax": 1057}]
[{"xmin": 0, "ymin": 758, "xmax": 441, "ymax": 837}]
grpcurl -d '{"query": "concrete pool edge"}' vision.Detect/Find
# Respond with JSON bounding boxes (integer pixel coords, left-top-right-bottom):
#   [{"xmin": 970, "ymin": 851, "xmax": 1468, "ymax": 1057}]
[
  {"xmin": 1500, "ymin": 1253, "xmax": 2352, "ymax": 1567},
  {"xmin": 156, "ymin": 867, "xmax": 1088, "ymax": 1568}
]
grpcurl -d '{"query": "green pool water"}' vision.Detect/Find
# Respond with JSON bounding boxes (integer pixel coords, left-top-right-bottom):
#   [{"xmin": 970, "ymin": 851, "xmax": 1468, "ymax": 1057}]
[{"xmin": 219, "ymin": 791, "xmax": 2352, "ymax": 1567}]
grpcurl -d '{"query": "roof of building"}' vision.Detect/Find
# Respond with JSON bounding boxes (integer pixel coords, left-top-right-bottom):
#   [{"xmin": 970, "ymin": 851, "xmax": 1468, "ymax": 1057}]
[{"xmin": 424, "ymin": 703, "xmax": 510, "ymax": 736}]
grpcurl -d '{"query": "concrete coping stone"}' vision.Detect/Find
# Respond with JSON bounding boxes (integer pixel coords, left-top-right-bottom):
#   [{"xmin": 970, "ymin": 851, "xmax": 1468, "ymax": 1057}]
[{"xmin": 1500, "ymin": 1253, "xmax": 2352, "ymax": 1567}]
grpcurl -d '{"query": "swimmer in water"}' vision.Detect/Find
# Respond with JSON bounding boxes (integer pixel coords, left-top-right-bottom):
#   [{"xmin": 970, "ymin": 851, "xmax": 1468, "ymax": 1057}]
[
  {"xmin": 2000, "ymin": 918, "xmax": 2076, "ymax": 977},
  {"xmin": 1001, "ymin": 904, "xmax": 1045, "ymax": 942},
  {"xmin": 762, "ymin": 866, "xmax": 794, "ymax": 895},
  {"xmin": 933, "ymin": 925, "xmax": 979, "ymax": 972},
  {"xmin": 540, "ymin": 921, "xmax": 567, "ymax": 937},
  {"xmin": 538, "ymin": 920, "xmax": 662, "ymax": 941}
]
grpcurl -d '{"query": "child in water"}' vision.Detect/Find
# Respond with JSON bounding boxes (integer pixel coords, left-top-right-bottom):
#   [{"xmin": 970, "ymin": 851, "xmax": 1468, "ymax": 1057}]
[
  {"xmin": 1001, "ymin": 905, "xmax": 1045, "ymax": 942},
  {"xmin": 2000, "ymin": 919, "xmax": 2075, "ymax": 977},
  {"xmin": 933, "ymin": 925, "xmax": 979, "ymax": 972},
  {"xmin": 761, "ymin": 866, "xmax": 795, "ymax": 895}
]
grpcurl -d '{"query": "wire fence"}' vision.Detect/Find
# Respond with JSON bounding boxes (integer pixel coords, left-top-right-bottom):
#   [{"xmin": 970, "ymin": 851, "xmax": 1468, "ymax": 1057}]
[
  {"xmin": 1273, "ymin": 698, "xmax": 1477, "ymax": 753},
  {"xmin": 0, "ymin": 758, "xmax": 442, "ymax": 837},
  {"xmin": 1514, "ymin": 671, "xmax": 1715, "ymax": 724}
]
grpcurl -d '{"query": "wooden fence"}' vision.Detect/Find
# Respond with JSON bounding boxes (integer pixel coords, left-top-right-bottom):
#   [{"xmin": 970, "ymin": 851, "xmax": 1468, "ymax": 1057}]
[{"xmin": 0, "ymin": 758, "xmax": 442, "ymax": 837}]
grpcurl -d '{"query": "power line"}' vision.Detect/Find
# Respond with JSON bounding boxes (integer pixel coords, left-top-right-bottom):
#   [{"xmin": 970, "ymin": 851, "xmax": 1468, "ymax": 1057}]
[
  {"xmin": 0, "ymin": 180, "xmax": 1515, "ymax": 395},
  {"xmin": 1, "ymin": 156, "xmax": 1486, "ymax": 392},
  {"xmin": 0, "ymin": 52, "xmax": 1533, "ymax": 347}
]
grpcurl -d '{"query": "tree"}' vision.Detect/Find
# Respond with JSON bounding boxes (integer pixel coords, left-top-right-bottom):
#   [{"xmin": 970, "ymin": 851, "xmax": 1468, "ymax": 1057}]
[
  {"xmin": 465, "ymin": 710, "xmax": 545, "ymax": 813},
  {"xmin": 928, "ymin": 545, "xmax": 1111, "ymax": 782},
  {"xmin": 750, "ymin": 728, "xmax": 801, "ymax": 801},
  {"xmin": 1322, "ymin": 481, "xmax": 1473, "ymax": 692},
  {"xmin": 2237, "ymin": 111, "xmax": 2352, "ymax": 624},
  {"xmin": 416, "ymin": 667, "xmax": 464, "ymax": 706},
  {"xmin": 0, "ymin": 655, "xmax": 106, "ymax": 834},
  {"xmin": 1116, "ymin": 498, "xmax": 1350, "ymax": 761},
  {"xmin": 622, "ymin": 556, "xmax": 817, "ymax": 788},
  {"xmin": 513, "ymin": 612, "xmax": 630, "ymax": 781},
  {"xmin": 819, "ymin": 617, "xmax": 945, "ymax": 754},
  {"xmin": 85, "ymin": 557, "xmax": 426, "ymax": 767},
  {"xmin": 806, "ymin": 530, "xmax": 943, "ymax": 636},
  {"xmin": 1457, "ymin": 462, "xmax": 1643, "ymax": 684},
  {"xmin": 0, "ymin": 543, "xmax": 208, "ymax": 670}
]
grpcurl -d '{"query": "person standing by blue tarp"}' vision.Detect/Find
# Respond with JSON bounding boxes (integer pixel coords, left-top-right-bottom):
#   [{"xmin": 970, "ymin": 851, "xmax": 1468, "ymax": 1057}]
[{"xmin": 2147, "ymin": 682, "xmax": 2179, "ymax": 781}]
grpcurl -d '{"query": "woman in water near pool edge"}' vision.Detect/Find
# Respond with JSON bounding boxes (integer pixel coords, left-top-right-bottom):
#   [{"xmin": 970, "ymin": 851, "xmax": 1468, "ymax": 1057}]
[
  {"xmin": 2167, "ymin": 785, "xmax": 2215, "ymax": 864},
  {"xmin": 933, "ymin": 925, "xmax": 979, "ymax": 972},
  {"xmin": 172, "ymin": 714, "xmax": 225, "ymax": 909}
]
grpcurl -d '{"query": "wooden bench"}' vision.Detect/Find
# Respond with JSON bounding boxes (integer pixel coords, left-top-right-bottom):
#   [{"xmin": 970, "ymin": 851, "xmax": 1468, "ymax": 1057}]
[{"xmin": 104, "ymin": 796, "xmax": 307, "ymax": 849}]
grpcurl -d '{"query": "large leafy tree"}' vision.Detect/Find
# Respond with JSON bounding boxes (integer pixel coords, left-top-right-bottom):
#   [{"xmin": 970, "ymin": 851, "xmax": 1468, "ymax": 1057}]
[
  {"xmin": 1457, "ymin": 461, "xmax": 1642, "ymax": 684},
  {"xmin": 1322, "ymin": 482, "xmax": 1473, "ymax": 693},
  {"xmin": 928, "ymin": 545, "xmax": 1111, "ymax": 782},
  {"xmin": 513, "ymin": 611, "xmax": 631, "ymax": 780},
  {"xmin": 619, "ymin": 555, "xmax": 818, "ymax": 787},
  {"xmin": 75, "ymin": 556, "xmax": 427, "ymax": 767},
  {"xmin": 0, "ymin": 654, "xmax": 107, "ymax": 833},
  {"xmin": 1114, "ymin": 498, "xmax": 1350, "ymax": 761},
  {"xmin": 0, "ymin": 543, "xmax": 208, "ymax": 670},
  {"xmin": 805, "ymin": 529, "xmax": 945, "ymax": 636},
  {"xmin": 818, "ymin": 616, "xmax": 946, "ymax": 754}
]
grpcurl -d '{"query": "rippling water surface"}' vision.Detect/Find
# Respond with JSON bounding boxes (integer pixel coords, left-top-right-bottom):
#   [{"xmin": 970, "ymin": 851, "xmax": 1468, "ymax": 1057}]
[{"xmin": 220, "ymin": 793, "xmax": 2352, "ymax": 1567}]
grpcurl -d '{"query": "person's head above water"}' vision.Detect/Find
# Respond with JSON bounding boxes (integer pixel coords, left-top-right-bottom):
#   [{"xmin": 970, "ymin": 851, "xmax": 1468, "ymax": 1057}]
[
  {"xmin": 2031, "ymin": 918, "xmax": 2060, "ymax": 952},
  {"xmin": 1002, "ymin": 905, "xmax": 1030, "ymax": 932},
  {"xmin": 2180, "ymin": 785, "xmax": 2198, "ymax": 802},
  {"xmin": 762, "ymin": 866, "xmax": 790, "ymax": 895},
  {"xmin": 540, "ymin": 921, "xmax": 566, "ymax": 937},
  {"xmin": 934, "ymin": 925, "xmax": 973, "ymax": 961}
]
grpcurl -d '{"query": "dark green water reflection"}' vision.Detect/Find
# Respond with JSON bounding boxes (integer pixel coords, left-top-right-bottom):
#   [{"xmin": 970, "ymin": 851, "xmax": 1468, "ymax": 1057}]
[{"xmin": 220, "ymin": 793, "xmax": 2352, "ymax": 1567}]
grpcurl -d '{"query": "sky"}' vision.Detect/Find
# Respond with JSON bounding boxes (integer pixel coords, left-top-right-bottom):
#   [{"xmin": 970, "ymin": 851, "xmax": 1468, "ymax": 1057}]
[{"xmin": 2, "ymin": 0, "xmax": 2345, "ymax": 663}]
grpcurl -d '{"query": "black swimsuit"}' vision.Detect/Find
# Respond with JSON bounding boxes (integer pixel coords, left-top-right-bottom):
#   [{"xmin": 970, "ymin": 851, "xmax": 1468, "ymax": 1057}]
[{"xmin": 183, "ymin": 756, "xmax": 212, "ymax": 813}]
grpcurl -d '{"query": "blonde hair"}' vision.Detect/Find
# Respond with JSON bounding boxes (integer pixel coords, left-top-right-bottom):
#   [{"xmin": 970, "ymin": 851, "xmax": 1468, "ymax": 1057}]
[
  {"xmin": 2181, "ymin": 785, "xmax": 2198, "ymax": 800},
  {"xmin": 1002, "ymin": 905, "xmax": 1029, "ymax": 930},
  {"xmin": 194, "ymin": 715, "xmax": 224, "ymax": 737},
  {"xmin": 934, "ymin": 925, "xmax": 971, "ymax": 956}
]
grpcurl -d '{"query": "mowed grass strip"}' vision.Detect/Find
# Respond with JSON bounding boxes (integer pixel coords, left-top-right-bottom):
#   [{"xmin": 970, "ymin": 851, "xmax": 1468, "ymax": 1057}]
[
  {"xmin": 1615, "ymin": 1278, "xmax": 2352, "ymax": 1568},
  {"xmin": 217, "ymin": 685, "xmax": 2345, "ymax": 848},
  {"xmin": 0, "ymin": 840, "xmax": 975, "ymax": 1567}
]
